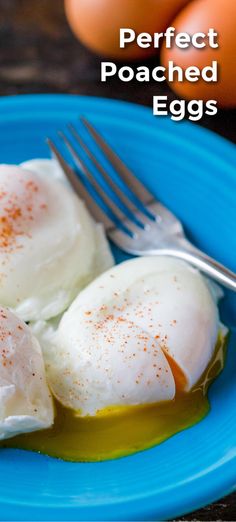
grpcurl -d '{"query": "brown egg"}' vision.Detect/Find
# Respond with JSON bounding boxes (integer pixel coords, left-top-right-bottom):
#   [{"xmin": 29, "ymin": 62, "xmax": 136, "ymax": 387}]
[
  {"xmin": 64, "ymin": 0, "xmax": 191, "ymax": 60},
  {"xmin": 161, "ymin": 0, "xmax": 236, "ymax": 108}
]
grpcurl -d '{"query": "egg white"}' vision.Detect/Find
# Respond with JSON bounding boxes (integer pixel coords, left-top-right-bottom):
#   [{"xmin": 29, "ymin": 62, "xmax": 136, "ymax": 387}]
[
  {"xmin": 40, "ymin": 256, "xmax": 221, "ymax": 416},
  {"xmin": 0, "ymin": 307, "xmax": 53, "ymax": 440},
  {"xmin": 0, "ymin": 159, "xmax": 113, "ymax": 322}
]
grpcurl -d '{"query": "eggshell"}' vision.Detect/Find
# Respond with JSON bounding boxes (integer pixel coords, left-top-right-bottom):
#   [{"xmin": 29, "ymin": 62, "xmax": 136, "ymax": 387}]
[
  {"xmin": 161, "ymin": 0, "xmax": 236, "ymax": 107},
  {"xmin": 64, "ymin": 0, "xmax": 191, "ymax": 60}
]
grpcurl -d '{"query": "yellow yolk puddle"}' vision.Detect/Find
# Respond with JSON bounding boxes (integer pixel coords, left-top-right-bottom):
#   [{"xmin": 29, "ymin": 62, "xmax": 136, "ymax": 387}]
[{"xmin": 0, "ymin": 334, "xmax": 227, "ymax": 462}]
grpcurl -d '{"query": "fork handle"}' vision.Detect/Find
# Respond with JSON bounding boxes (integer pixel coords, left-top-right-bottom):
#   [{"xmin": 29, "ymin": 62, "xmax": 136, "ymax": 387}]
[{"xmin": 149, "ymin": 240, "xmax": 236, "ymax": 291}]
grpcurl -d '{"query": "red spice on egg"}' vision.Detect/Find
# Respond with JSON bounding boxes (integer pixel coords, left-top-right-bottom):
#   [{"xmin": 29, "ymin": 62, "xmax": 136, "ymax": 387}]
[{"xmin": 0, "ymin": 174, "xmax": 48, "ymax": 257}]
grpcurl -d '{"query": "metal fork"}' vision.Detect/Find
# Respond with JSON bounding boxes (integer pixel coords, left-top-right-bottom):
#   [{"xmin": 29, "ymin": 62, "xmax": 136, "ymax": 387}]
[{"xmin": 47, "ymin": 118, "xmax": 236, "ymax": 291}]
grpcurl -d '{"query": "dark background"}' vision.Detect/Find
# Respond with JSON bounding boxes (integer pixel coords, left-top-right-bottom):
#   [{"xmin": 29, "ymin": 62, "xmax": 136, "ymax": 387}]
[{"xmin": 0, "ymin": 1, "xmax": 235, "ymax": 520}]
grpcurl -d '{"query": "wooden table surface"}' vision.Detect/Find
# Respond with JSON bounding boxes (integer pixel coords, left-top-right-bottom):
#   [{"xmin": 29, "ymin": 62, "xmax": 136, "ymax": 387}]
[{"xmin": 0, "ymin": 1, "xmax": 235, "ymax": 520}]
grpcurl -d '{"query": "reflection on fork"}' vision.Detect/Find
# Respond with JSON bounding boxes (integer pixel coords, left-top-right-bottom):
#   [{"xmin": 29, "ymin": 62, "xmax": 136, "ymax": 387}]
[{"xmin": 47, "ymin": 118, "xmax": 236, "ymax": 291}]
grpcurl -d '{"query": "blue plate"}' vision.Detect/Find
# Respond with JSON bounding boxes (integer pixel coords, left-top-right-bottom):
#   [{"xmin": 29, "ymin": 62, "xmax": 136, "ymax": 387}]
[{"xmin": 0, "ymin": 94, "xmax": 235, "ymax": 521}]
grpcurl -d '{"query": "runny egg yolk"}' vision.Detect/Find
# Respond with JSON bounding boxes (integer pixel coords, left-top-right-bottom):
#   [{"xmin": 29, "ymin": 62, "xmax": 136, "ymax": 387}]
[
  {"xmin": 163, "ymin": 349, "xmax": 188, "ymax": 391},
  {"xmin": 0, "ymin": 333, "xmax": 226, "ymax": 462}
]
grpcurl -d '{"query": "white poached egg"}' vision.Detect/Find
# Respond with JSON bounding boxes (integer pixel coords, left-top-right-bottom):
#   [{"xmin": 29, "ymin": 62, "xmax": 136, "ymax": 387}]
[
  {"xmin": 0, "ymin": 307, "xmax": 53, "ymax": 440},
  {"xmin": 0, "ymin": 159, "xmax": 113, "ymax": 322},
  {"xmin": 41, "ymin": 256, "xmax": 221, "ymax": 415}
]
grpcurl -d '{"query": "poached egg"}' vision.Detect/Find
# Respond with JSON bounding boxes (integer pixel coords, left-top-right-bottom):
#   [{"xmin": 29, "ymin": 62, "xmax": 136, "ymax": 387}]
[
  {"xmin": 0, "ymin": 307, "xmax": 53, "ymax": 440},
  {"xmin": 42, "ymin": 256, "xmax": 220, "ymax": 416},
  {"xmin": 0, "ymin": 160, "xmax": 113, "ymax": 322}
]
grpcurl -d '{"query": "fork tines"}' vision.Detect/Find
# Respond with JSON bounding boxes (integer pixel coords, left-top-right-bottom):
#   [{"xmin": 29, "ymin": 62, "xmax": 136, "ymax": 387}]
[{"xmin": 47, "ymin": 117, "xmax": 158, "ymax": 237}]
